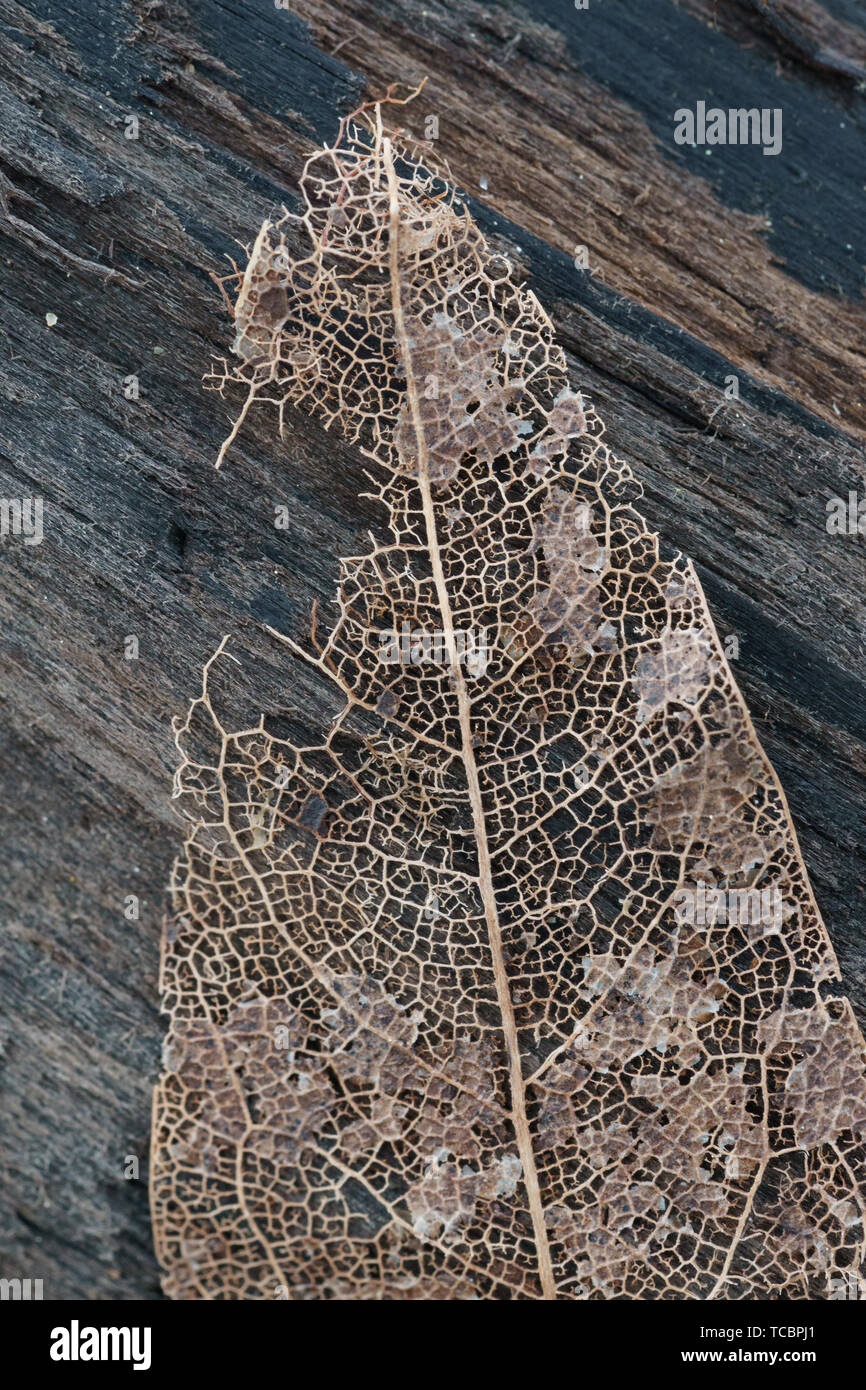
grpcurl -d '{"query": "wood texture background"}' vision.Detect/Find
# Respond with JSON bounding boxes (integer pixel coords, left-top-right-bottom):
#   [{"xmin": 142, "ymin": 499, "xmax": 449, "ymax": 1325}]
[{"xmin": 0, "ymin": 0, "xmax": 864, "ymax": 1299}]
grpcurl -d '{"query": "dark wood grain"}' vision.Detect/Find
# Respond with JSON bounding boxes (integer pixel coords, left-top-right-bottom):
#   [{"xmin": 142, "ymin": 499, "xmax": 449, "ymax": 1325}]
[{"xmin": 0, "ymin": 0, "xmax": 864, "ymax": 1300}]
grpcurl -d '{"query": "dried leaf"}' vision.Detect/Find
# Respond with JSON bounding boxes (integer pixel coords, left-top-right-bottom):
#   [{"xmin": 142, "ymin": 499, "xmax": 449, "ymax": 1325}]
[{"xmin": 150, "ymin": 104, "xmax": 866, "ymax": 1300}]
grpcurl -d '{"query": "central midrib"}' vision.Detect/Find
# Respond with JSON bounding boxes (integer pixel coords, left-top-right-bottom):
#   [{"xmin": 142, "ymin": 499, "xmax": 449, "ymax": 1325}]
[{"xmin": 383, "ymin": 133, "xmax": 557, "ymax": 1301}]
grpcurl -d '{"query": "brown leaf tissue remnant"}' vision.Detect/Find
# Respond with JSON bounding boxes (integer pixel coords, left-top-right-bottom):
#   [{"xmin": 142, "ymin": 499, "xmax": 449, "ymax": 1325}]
[{"xmin": 150, "ymin": 98, "xmax": 866, "ymax": 1300}]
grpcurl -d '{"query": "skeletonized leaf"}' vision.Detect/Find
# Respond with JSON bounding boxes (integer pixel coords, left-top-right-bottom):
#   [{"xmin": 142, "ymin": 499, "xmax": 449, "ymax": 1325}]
[{"xmin": 150, "ymin": 104, "xmax": 866, "ymax": 1300}]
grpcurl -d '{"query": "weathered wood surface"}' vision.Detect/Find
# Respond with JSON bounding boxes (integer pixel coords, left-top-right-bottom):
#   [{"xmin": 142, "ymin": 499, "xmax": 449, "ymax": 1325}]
[{"xmin": 0, "ymin": 0, "xmax": 864, "ymax": 1300}]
